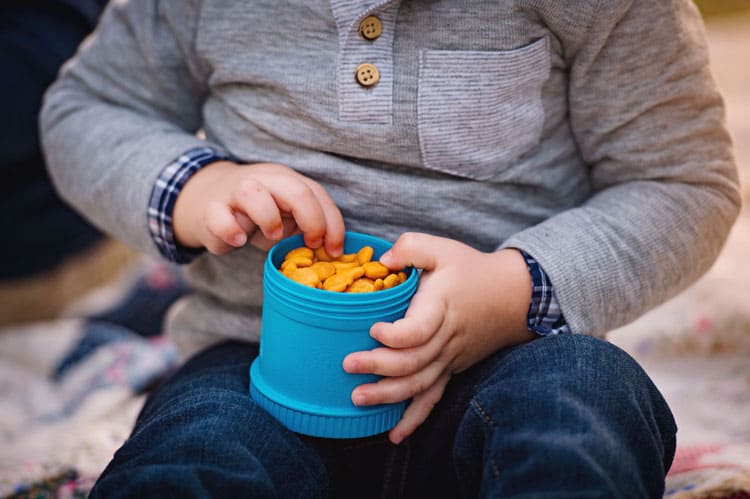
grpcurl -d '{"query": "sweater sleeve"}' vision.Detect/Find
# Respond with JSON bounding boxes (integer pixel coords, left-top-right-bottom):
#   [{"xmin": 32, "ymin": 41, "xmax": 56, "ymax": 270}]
[
  {"xmin": 501, "ymin": 0, "xmax": 741, "ymax": 336},
  {"xmin": 40, "ymin": 0, "xmax": 226, "ymax": 258}
]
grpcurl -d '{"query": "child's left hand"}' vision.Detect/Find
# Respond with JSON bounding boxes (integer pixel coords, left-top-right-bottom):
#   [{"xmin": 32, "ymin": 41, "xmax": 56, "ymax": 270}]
[{"xmin": 342, "ymin": 233, "xmax": 536, "ymax": 444}]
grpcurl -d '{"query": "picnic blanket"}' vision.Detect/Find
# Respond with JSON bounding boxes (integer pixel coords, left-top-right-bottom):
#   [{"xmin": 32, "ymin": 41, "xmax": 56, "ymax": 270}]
[{"xmin": 0, "ymin": 260, "xmax": 183, "ymax": 498}]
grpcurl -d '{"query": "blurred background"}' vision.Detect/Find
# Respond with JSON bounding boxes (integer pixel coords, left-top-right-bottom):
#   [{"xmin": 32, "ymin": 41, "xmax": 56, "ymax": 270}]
[
  {"xmin": 693, "ymin": 0, "xmax": 750, "ymax": 195},
  {"xmin": 0, "ymin": 2, "xmax": 748, "ymax": 498},
  {"xmin": 609, "ymin": 3, "xmax": 750, "ymax": 497}
]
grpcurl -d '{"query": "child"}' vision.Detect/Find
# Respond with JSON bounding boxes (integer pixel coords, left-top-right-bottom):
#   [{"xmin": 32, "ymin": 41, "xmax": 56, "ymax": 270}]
[{"xmin": 41, "ymin": 0, "xmax": 740, "ymax": 497}]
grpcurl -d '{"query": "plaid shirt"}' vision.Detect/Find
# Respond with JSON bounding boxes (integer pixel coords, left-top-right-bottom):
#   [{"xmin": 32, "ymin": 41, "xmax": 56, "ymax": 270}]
[
  {"xmin": 147, "ymin": 147, "xmax": 233, "ymax": 263},
  {"xmin": 148, "ymin": 147, "xmax": 570, "ymax": 336}
]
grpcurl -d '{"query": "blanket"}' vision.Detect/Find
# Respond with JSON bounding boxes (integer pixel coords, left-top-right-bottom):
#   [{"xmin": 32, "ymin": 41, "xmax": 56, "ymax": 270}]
[{"xmin": 0, "ymin": 260, "xmax": 182, "ymax": 498}]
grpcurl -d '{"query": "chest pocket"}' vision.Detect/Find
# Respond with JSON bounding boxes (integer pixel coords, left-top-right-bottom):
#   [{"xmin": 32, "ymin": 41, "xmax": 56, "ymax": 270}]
[{"xmin": 417, "ymin": 37, "xmax": 550, "ymax": 181}]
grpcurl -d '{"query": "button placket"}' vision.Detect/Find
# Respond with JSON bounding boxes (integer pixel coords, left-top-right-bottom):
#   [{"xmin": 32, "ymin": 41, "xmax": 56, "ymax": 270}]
[
  {"xmin": 355, "ymin": 14, "xmax": 383, "ymax": 88},
  {"xmin": 333, "ymin": 1, "xmax": 401, "ymax": 123}
]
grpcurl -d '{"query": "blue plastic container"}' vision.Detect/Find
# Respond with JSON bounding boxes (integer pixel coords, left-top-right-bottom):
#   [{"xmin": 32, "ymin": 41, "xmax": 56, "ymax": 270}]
[{"xmin": 250, "ymin": 232, "xmax": 418, "ymax": 438}]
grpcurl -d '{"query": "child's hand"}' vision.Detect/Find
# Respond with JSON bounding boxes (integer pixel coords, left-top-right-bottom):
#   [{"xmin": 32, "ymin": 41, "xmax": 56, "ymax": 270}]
[
  {"xmin": 173, "ymin": 161, "xmax": 345, "ymax": 256},
  {"xmin": 342, "ymin": 233, "xmax": 536, "ymax": 444}
]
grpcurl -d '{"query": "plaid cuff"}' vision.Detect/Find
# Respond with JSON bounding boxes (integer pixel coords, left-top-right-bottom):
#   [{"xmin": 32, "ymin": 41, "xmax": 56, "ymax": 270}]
[
  {"xmin": 520, "ymin": 250, "xmax": 571, "ymax": 336},
  {"xmin": 147, "ymin": 147, "xmax": 233, "ymax": 263}
]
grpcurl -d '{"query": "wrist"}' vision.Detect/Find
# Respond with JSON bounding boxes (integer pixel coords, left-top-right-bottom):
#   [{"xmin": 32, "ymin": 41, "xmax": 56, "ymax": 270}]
[
  {"xmin": 173, "ymin": 160, "xmax": 238, "ymax": 248},
  {"xmin": 485, "ymin": 248, "xmax": 536, "ymax": 345}
]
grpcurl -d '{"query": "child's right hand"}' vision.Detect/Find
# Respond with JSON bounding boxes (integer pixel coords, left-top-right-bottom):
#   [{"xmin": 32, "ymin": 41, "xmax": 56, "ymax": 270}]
[{"xmin": 173, "ymin": 161, "xmax": 345, "ymax": 256}]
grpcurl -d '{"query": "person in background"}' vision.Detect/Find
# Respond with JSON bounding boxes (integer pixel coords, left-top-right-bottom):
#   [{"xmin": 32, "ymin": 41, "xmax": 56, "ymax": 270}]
[{"xmin": 0, "ymin": 0, "xmax": 118, "ymax": 324}]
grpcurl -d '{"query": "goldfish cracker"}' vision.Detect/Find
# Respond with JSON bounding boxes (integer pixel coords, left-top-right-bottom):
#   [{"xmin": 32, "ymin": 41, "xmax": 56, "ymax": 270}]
[
  {"xmin": 347, "ymin": 278, "xmax": 375, "ymax": 293},
  {"xmin": 284, "ymin": 247, "xmax": 314, "ymax": 261},
  {"xmin": 332, "ymin": 261, "xmax": 359, "ymax": 272},
  {"xmin": 338, "ymin": 253, "xmax": 358, "ymax": 263},
  {"xmin": 285, "ymin": 256, "xmax": 313, "ymax": 268},
  {"xmin": 363, "ymin": 261, "xmax": 389, "ymax": 280},
  {"xmin": 323, "ymin": 273, "xmax": 352, "ymax": 292},
  {"xmin": 340, "ymin": 266, "xmax": 365, "ymax": 281},
  {"xmin": 280, "ymin": 260, "xmax": 295, "ymax": 271},
  {"xmin": 287, "ymin": 267, "xmax": 319, "ymax": 288},
  {"xmin": 383, "ymin": 273, "xmax": 400, "ymax": 289},
  {"xmin": 278, "ymin": 244, "xmax": 407, "ymax": 293},
  {"xmin": 314, "ymin": 246, "xmax": 334, "ymax": 262},
  {"xmin": 310, "ymin": 261, "xmax": 336, "ymax": 280},
  {"xmin": 356, "ymin": 246, "xmax": 374, "ymax": 265},
  {"xmin": 282, "ymin": 262, "xmax": 297, "ymax": 277}
]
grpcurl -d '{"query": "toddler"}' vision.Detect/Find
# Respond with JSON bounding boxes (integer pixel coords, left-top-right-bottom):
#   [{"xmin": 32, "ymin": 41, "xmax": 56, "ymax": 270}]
[{"xmin": 41, "ymin": 0, "xmax": 740, "ymax": 497}]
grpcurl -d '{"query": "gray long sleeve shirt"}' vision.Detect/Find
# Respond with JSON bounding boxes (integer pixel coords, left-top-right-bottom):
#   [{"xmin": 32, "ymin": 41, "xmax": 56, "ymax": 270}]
[{"xmin": 41, "ymin": 0, "xmax": 741, "ymax": 357}]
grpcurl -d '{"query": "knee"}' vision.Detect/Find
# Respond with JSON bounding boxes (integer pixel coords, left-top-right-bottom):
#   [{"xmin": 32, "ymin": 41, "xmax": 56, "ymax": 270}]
[
  {"xmin": 476, "ymin": 334, "xmax": 658, "ymax": 403},
  {"xmin": 93, "ymin": 341, "xmax": 329, "ymax": 498},
  {"xmin": 468, "ymin": 334, "xmax": 677, "ymax": 459},
  {"xmin": 97, "ymin": 384, "xmax": 326, "ymax": 498},
  {"xmin": 125, "ymin": 383, "xmax": 277, "ymax": 465},
  {"xmin": 456, "ymin": 335, "xmax": 676, "ymax": 497}
]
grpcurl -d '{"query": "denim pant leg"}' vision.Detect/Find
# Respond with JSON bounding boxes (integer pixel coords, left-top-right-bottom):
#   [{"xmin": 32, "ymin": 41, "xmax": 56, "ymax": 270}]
[
  {"xmin": 90, "ymin": 341, "xmax": 329, "ymax": 499},
  {"xmin": 448, "ymin": 334, "xmax": 677, "ymax": 499},
  {"xmin": 91, "ymin": 335, "xmax": 676, "ymax": 498}
]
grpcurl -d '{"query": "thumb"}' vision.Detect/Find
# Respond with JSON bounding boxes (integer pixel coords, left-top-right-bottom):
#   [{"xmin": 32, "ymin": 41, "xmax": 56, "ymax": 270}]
[{"xmin": 380, "ymin": 232, "xmax": 444, "ymax": 271}]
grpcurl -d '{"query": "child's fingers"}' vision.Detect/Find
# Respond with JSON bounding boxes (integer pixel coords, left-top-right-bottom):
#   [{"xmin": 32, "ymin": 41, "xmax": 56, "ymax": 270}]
[
  {"xmin": 350, "ymin": 360, "xmax": 446, "ymax": 406},
  {"xmin": 299, "ymin": 178, "xmax": 345, "ymax": 257},
  {"xmin": 343, "ymin": 325, "xmax": 447, "ymax": 377},
  {"xmin": 389, "ymin": 372, "xmax": 451, "ymax": 445},
  {"xmin": 233, "ymin": 211, "xmax": 256, "ymax": 234},
  {"xmin": 204, "ymin": 201, "xmax": 248, "ymax": 248},
  {"xmin": 203, "ymin": 237, "xmax": 235, "ymax": 256},
  {"xmin": 232, "ymin": 178, "xmax": 284, "ymax": 240},
  {"xmin": 267, "ymin": 179, "xmax": 329, "ymax": 248},
  {"xmin": 249, "ymin": 216, "xmax": 299, "ymax": 251},
  {"xmin": 379, "ymin": 232, "xmax": 444, "ymax": 271},
  {"xmin": 279, "ymin": 215, "xmax": 301, "ymax": 238},
  {"xmin": 369, "ymin": 290, "xmax": 445, "ymax": 349}
]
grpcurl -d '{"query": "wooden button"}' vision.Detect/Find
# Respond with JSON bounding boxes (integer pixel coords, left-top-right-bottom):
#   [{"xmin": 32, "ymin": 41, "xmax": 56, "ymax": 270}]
[
  {"xmin": 355, "ymin": 63, "xmax": 380, "ymax": 87},
  {"xmin": 359, "ymin": 15, "xmax": 383, "ymax": 41}
]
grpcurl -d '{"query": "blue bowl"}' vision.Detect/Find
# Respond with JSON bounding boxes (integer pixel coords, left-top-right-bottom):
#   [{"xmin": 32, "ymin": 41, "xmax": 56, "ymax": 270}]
[{"xmin": 250, "ymin": 231, "xmax": 418, "ymax": 438}]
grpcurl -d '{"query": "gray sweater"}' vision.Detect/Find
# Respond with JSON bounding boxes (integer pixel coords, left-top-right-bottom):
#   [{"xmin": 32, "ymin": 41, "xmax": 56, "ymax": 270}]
[{"xmin": 41, "ymin": 0, "xmax": 741, "ymax": 357}]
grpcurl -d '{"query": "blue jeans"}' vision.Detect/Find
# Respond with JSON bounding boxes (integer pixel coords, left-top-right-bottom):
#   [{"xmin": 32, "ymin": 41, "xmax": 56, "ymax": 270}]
[{"xmin": 90, "ymin": 334, "xmax": 676, "ymax": 498}]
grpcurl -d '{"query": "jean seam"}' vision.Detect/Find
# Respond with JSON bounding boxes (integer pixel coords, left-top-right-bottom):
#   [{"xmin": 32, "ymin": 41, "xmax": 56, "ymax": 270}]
[
  {"xmin": 398, "ymin": 442, "xmax": 411, "ymax": 498},
  {"xmin": 379, "ymin": 446, "xmax": 396, "ymax": 499},
  {"xmin": 470, "ymin": 398, "xmax": 496, "ymax": 428},
  {"xmin": 489, "ymin": 457, "xmax": 501, "ymax": 479},
  {"xmin": 469, "ymin": 398, "xmax": 502, "ymax": 481}
]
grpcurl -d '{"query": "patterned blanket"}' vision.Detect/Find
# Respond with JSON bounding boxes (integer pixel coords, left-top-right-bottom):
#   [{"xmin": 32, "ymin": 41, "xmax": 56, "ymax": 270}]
[{"xmin": 0, "ymin": 261, "xmax": 182, "ymax": 498}]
